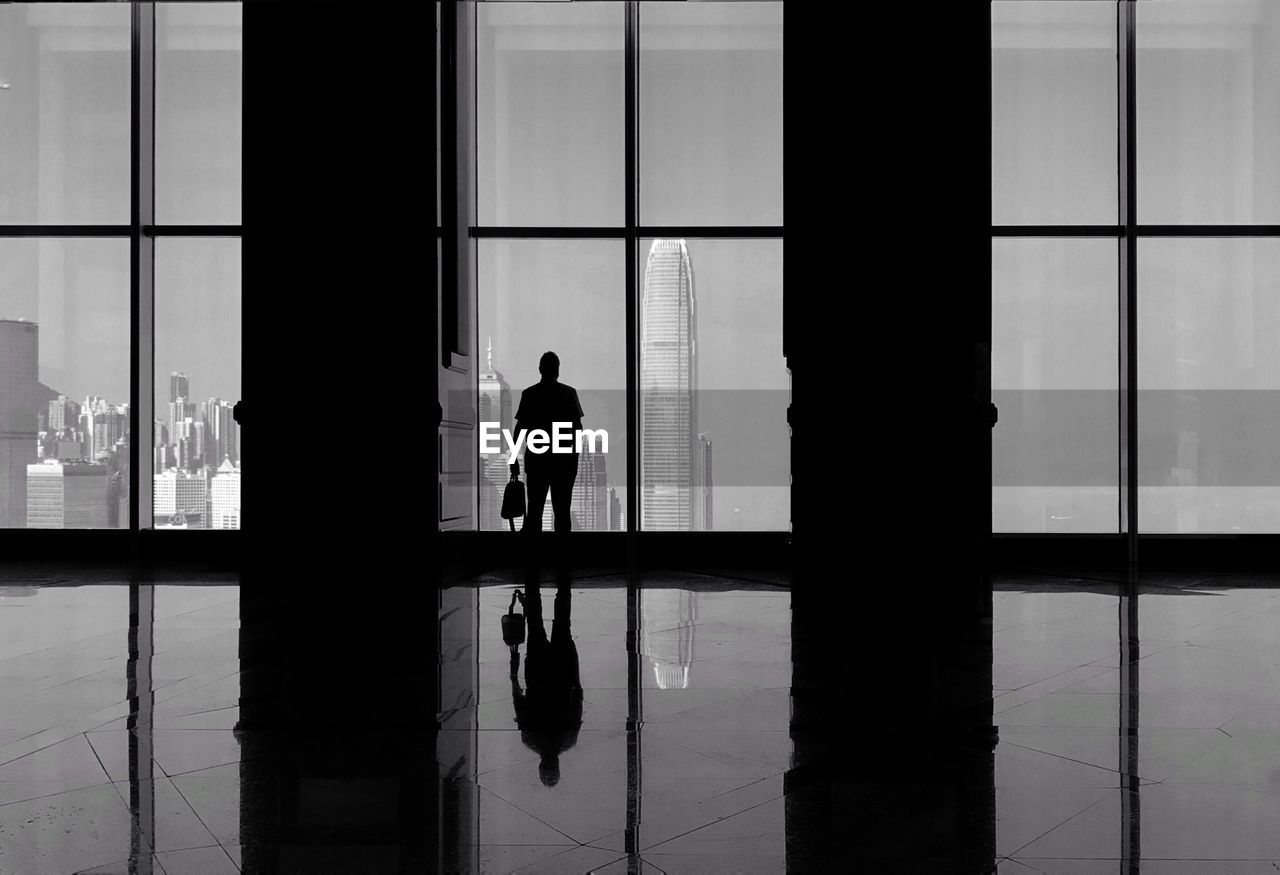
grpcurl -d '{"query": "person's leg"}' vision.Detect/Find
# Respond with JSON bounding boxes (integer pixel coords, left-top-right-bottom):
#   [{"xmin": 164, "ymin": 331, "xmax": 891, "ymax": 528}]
[
  {"xmin": 523, "ymin": 462, "xmax": 549, "ymax": 534},
  {"xmin": 550, "ymin": 458, "xmax": 577, "ymax": 534}
]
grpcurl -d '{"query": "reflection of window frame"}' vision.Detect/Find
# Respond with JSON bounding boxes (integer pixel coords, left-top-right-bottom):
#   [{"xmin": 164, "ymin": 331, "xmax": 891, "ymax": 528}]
[
  {"xmin": 0, "ymin": 3, "xmax": 242, "ymax": 537},
  {"xmin": 466, "ymin": 1, "xmax": 786, "ymax": 534},
  {"xmin": 991, "ymin": 0, "xmax": 1280, "ymax": 542}
]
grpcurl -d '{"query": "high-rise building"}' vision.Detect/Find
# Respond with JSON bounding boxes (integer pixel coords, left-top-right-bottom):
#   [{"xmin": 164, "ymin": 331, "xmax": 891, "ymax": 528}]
[
  {"xmin": 479, "ymin": 339, "xmax": 513, "ymax": 530},
  {"xmin": 640, "ymin": 239, "xmax": 708, "ymax": 531},
  {"xmin": 154, "ymin": 468, "xmax": 208, "ymax": 528},
  {"xmin": 209, "ymin": 458, "xmax": 240, "ymax": 530},
  {"xmin": 170, "ymin": 372, "xmax": 189, "ymax": 404},
  {"xmin": 25, "ymin": 459, "xmax": 111, "ymax": 529},
  {"xmin": 169, "ymin": 399, "xmax": 196, "ymax": 437},
  {"xmin": 694, "ymin": 432, "xmax": 713, "ymax": 532},
  {"xmin": 0, "ymin": 319, "xmax": 39, "ymax": 528},
  {"xmin": 571, "ymin": 451, "xmax": 609, "ymax": 531},
  {"xmin": 48, "ymin": 395, "xmax": 80, "ymax": 432},
  {"xmin": 608, "ymin": 485, "xmax": 623, "ymax": 532},
  {"xmin": 202, "ymin": 398, "xmax": 237, "ymax": 465}
]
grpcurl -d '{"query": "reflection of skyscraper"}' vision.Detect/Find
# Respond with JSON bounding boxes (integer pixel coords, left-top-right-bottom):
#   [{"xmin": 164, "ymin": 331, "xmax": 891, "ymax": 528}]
[
  {"xmin": 0, "ymin": 319, "xmax": 38, "ymax": 528},
  {"xmin": 479, "ymin": 338, "xmax": 513, "ymax": 530},
  {"xmin": 641, "ymin": 589, "xmax": 699, "ymax": 690},
  {"xmin": 641, "ymin": 239, "xmax": 709, "ymax": 531}
]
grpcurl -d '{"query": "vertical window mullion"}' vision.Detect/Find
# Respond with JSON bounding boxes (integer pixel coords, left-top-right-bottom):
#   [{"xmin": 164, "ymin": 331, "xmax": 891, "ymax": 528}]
[
  {"xmin": 130, "ymin": 2, "xmax": 156, "ymax": 538},
  {"xmin": 625, "ymin": 1, "xmax": 639, "ymax": 540},
  {"xmin": 1118, "ymin": 0, "xmax": 1137, "ymax": 558}
]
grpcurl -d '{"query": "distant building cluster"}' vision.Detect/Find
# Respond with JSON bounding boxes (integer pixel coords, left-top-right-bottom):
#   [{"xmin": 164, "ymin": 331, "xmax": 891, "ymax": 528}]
[
  {"xmin": 152, "ymin": 371, "xmax": 241, "ymax": 529},
  {"xmin": 0, "ymin": 318, "xmax": 240, "ymax": 530}
]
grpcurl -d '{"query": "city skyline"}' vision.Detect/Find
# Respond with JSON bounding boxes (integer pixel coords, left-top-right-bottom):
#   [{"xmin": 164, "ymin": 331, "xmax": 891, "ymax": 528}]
[{"xmin": 0, "ymin": 318, "xmax": 239, "ymax": 529}]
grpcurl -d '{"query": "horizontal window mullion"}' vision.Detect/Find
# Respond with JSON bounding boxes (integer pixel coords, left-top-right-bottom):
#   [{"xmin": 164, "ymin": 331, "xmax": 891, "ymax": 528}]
[
  {"xmin": 147, "ymin": 225, "xmax": 243, "ymax": 237},
  {"xmin": 993, "ymin": 225, "xmax": 1280, "ymax": 238},
  {"xmin": 992, "ymin": 225, "xmax": 1121, "ymax": 238},
  {"xmin": 1137, "ymin": 225, "xmax": 1280, "ymax": 237},
  {"xmin": 0, "ymin": 226, "xmax": 131, "ymax": 237},
  {"xmin": 471, "ymin": 226, "xmax": 785, "ymax": 239}
]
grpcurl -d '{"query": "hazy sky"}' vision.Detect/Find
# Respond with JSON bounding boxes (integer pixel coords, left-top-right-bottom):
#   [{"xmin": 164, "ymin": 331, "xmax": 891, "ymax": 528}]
[{"xmin": 0, "ymin": 4, "xmax": 241, "ymax": 409}]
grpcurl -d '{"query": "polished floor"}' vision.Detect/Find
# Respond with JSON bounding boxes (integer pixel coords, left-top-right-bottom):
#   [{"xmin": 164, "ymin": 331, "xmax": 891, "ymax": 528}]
[{"xmin": 2, "ymin": 566, "xmax": 1279, "ymax": 872}]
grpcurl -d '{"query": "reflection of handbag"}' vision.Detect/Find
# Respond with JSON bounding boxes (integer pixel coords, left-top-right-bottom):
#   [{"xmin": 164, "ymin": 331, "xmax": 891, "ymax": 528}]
[
  {"xmin": 501, "ymin": 591, "xmax": 525, "ymax": 646},
  {"xmin": 501, "ymin": 461, "xmax": 525, "ymax": 529}
]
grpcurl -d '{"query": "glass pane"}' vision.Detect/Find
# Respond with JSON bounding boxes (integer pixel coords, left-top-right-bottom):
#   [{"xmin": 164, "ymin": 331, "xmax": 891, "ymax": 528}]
[
  {"xmin": 639, "ymin": 2, "xmax": 783, "ymax": 226},
  {"xmin": 156, "ymin": 3, "xmax": 243, "ymax": 225},
  {"xmin": 0, "ymin": 239, "xmax": 130, "ymax": 529},
  {"xmin": 1139, "ymin": 239, "xmax": 1280, "ymax": 532},
  {"xmin": 638, "ymin": 238, "xmax": 787, "ymax": 532},
  {"xmin": 991, "ymin": 1, "xmax": 1118, "ymax": 225},
  {"xmin": 1138, "ymin": 0, "xmax": 1280, "ymax": 224},
  {"xmin": 154, "ymin": 238, "xmax": 241, "ymax": 530},
  {"xmin": 477, "ymin": 240, "xmax": 626, "ymax": 532},
  {"xmin": 992, "ymin": 238, "xmax": 1119, "ymax": 533},
  {"xmin": 477, "ymin": 2, "xmax": 624, "ymax": 226},
  {"xmin": 0, "ymin": 4, "xmax": 130, "ymax": 224}
]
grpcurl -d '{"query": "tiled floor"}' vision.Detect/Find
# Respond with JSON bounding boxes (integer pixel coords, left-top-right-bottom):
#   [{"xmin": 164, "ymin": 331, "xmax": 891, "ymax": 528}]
[
  {"xmin": 3, "ymin": 568, "xmax": 1279, "ymax": 872},
  {"xmin": 438, "ymin": 571, "xmax": 797, "ymax": 874},
  {"xmin": 0, "ymin": 580, "xmax": 241, "ymax": 874},
  {"xmin": 990, "ymin": 572, "xmax": 1280, "ymax": 873}
]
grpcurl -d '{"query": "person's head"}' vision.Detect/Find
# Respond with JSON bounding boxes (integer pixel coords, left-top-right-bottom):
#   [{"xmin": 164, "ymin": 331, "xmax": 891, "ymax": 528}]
[
  {"xmin": 538, "ymin": 351, "xmax": 560, "ymax": 381},
  {"xmin": 539, "ymin": 754, "xmax": 561, "ymax": 787}
]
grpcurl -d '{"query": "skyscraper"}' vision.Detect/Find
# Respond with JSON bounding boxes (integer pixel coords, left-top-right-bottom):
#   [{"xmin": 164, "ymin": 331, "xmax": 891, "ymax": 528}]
[
  {"xmin": 479, "ymin": 338, "xmax": 513, "ymax": 530},
  {"xmin": 202, "ymin": 398, "xmax": 237, "ymax": 465},
  {"xmin": 0, "ymin": 319, "xmax": 39, "ymax": 528},
  {"xmin": 608, "ymin": 485, "xmax": 623, "ymax": 532},
  {"xmin": 154, "ymin": 468, "xmax": 208, "ymax": 528},
  {"xmin": 48, "ymin": 395, "xmax": 80, "ymax": 432},
  {"xmin": 694, "ymin": 432, "xmax": 712, "ymax": 531},
  {"xmin": 571, "ymin": 450, "xmax": 609, "ymax": 531},
  {"xmin": 209, "ymin": 458, "xmax": 240, "ymax": 530},
  {"xmin": 25, "ymin": 459, "xmax": 111, "ymax": 529},
  {"xmin": 170, "ymin": 372, "xmax": 189, "ymax": 404},
  {"xmin": 640, "ymin": 240, "xmax": 709, "ymax": 531},
  {"xmin": 169, "ymin": 400, "xmax": 196, "ymax": 437}
]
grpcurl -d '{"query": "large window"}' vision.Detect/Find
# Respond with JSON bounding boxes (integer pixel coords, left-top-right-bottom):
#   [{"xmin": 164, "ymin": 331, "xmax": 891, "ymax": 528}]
[
  {"xmin": 473, "ymin": 1, "xmax": 785, "ymax": 533},
  {"xmin": 0, "ymin": 2, "xmax": 241, "ymax": 532},
  {"xmin": 992, "ymin": 0, "xmax": 1280, "ymax": 534}
]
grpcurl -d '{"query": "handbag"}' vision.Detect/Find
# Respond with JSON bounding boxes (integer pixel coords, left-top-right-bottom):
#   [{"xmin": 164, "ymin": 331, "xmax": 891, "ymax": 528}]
[
  {"xmin": 500, "ymin": 460, "xmax": 525, "ymax": 531},
  {"xmin": 501, "ymin": 590, "xmax": 525, "ymax": 647}
]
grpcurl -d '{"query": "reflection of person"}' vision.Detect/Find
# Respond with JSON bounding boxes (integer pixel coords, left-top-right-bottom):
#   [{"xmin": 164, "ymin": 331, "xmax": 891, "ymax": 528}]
[
  {"xmin": 509, "ymin": 571, "xmax": 583, "ymax": 786},
  {"xmin": 513, "ymin": 351, "xmax": 583, "ymax": 534}
]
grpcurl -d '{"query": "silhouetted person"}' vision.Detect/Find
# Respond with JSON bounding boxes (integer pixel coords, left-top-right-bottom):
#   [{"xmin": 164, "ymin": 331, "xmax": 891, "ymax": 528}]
[
  {"xmin": 513, "ymin": 351, "xmax": 583, "ymax": 535},
  {"xmin": 510, "ymin": 568, "xmax": 583, "ymax": 786}
]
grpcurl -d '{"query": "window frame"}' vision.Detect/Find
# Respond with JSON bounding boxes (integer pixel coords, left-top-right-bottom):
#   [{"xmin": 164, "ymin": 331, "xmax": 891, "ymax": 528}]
[
  {"xmin": 0, "ymin": 1, "xmax": 243, "ymax": 542},
  {"xmin": 467, "ymin": 0, "xmax": 786, "ymax": 535},
  {"xmin": 990, "ymin": 0, "xmax": 1280, "ymax": 549}
]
